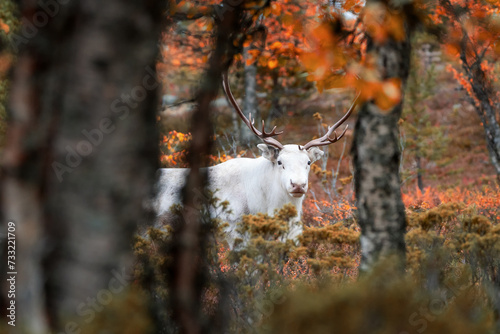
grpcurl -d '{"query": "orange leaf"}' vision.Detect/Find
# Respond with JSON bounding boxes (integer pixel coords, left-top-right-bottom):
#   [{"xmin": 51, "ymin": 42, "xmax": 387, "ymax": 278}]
[
  {"xmin": 343, "ymin": 0, "xmax": 358, "ymax": 11},
  {"xmin": 271, "ymin": 2, "xmax": 281, "ymax": 16},
  {"xmin": 444, "ymin": 43, "xmax": 460, "ymax": 57},
  {"xmin": 248, "ymin": 49, "xmax": 261, "ymax": 58},
  {"xmin": 375, "ymin": 78, "xmax": 402, "ymax": 112},
  {"xmin": 323, "ymin": 75, "xmax": 347, "ymax": 90},
  {"xmin": 282, "ymin": 14, "xmax": 294, "ymax": 27},
  {"xmin": 270, "ymin": 41, "xmax": 283, "ymax": 50},
  {"xmin": 299, "ymin": 52, "xmax": 320, "ymax": 72},
  {"xmin": 268, "ymin": 59, "xmax": 278, "ymax": 69},
  {"xmin": 0, "ymin": 20, "xmax": 9, "ymax": 34},
  {"xmin": 0, "ymin": 54, "xmax": 12, "ymax": 77},
  {"xmin": 386, "ymin": 14, "xmax": 405, "ymax": 41}
]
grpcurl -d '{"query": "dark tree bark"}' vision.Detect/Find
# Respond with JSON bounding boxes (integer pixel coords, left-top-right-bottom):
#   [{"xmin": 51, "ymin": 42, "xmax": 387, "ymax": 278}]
[
  {"xmin": 460, "ymin": 48, "xmax": 500, "ymax": 181},
  {"xmin": 416, "ymin": 154, "xmax": 424, "ymax": 192},
  {"xmin": 1, "ymin": 0, "xmax": 164, "ymax": 332},
  {"xmin": 168, "ymin": 2, "xmax": 247, "ymax": 334},
  {"xmin": 268, "ymin": 70, "xmax": 282, "ymax": 121},
  {"xmin": 352, "ymin": 1, "xmax": 412, "ymax": 273}
]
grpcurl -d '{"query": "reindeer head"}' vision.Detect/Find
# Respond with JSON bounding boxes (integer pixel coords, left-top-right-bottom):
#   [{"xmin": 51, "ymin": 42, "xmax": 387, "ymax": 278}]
[
  {"xmin": 256, "ymin": 144, "xmax": 321, "ymax": 197},
  {"xmin": 222, "ymin": 72, "xmax": 359, "ymax": 198}
]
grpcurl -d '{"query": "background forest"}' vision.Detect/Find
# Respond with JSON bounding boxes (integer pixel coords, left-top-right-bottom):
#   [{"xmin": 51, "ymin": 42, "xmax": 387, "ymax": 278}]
[{"xmin": 1, "ymin": 0, "xmax": 500, "ymax": 334}]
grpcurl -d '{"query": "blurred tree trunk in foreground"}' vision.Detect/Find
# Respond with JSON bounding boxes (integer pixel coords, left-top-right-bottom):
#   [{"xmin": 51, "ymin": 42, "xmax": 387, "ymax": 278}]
[
  {"xmin": 352, "ymin": 1, "xmax": 412, "ymax": 273},
  {"xmin": 168, "ymin": 2, "xmax": 247, "ymax": 333},
  {"xmin": 1, "ymin": 0, "xmax": 163, "ymax": 332}
]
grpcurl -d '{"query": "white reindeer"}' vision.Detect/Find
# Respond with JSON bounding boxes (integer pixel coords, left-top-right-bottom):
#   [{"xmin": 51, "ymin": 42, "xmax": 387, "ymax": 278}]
[{"xmin": 154, "ymin": 73, "xmax": 358, "ymax": 248}]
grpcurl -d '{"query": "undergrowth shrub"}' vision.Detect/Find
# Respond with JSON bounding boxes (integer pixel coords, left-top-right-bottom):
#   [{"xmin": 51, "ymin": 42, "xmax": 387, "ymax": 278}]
[
  {"xmin": 135, "ymin": 182, "xmax": 500, "ymax": 333},
  {"xmin": 263, "ymin": 260, "xmax": 494, "ymax": 334},
  {"xmin": 141, "ymin": 129, "xmax": 500, "ymax": 332}
]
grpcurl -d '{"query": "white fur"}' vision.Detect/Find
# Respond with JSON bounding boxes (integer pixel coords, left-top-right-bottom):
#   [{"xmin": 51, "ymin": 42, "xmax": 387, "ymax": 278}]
[{"xmin": 154, "ymin": 144, "xmax": 324, "ymax": 248}]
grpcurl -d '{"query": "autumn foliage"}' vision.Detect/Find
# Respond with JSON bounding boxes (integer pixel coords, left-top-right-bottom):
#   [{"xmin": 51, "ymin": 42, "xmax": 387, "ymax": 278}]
[
  {"xmin": 1, "ymin": 0, "xmax": 500, "ymax": 332},
  {"xmin": 135, "ymin": 0, "xmax": 500, "ymax": 330},
  {"xmin": 141, "ymin": 119, "xmax": 500, "ymax": 330}
]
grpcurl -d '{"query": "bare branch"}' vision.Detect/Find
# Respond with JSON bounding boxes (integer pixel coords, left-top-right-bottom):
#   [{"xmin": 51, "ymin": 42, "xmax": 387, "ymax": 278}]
[{"xmin": 164, "ymin": 98, "xmax": 197, "ymax": 109}]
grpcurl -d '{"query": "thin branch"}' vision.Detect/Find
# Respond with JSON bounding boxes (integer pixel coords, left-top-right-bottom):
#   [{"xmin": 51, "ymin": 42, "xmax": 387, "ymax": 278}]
[
  {"xmin": 164, "ymin": 98, "xmax": 197, "ymax": 109},
  {"xmin": 478, "ymin": 42, "xmax": 491, "ymax": 62}
]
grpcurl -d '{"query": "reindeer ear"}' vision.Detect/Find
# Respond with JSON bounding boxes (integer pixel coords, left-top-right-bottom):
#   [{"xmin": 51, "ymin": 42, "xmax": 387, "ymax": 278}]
[
  {"xmin": 307, "ymin": 147, "xmax": 324, "ymax": 163},
  {"xmin": 257, "ymin": 144, "xmax": 279, "ymax": 162}
]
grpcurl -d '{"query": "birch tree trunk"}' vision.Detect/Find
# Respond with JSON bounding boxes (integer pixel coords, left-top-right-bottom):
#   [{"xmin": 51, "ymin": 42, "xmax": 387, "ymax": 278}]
[
  {"xmin": 1, "ymin": 1, "xmax": 163, "ymax": 332},
  {"xmin": 352, "ymin": 1, "xmax": 412, "ymax": 273}
]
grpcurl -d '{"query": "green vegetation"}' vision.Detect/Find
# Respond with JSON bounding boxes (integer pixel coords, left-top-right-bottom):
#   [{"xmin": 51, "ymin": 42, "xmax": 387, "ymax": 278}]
[{"xmin": 401, "ymin": 36, "xmax": 449, "ymax": 190}]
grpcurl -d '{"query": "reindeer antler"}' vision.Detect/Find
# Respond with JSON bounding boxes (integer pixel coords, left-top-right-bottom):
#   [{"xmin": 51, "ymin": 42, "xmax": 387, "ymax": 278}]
[
  {"xmin": 222, "ymin": 72, "xmax": 284, "ymax": 150},
  {"xmin": 301, "ymin": 92, "xmax": 360, "ymax": 150}
]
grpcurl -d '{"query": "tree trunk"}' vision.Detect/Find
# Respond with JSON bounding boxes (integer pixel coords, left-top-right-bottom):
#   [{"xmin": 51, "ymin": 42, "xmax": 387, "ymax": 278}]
[
  {"xmin": 477, "ymin": 105, "xmax": 500, "ymax": 181},
  {"xmin": 352, "ymin": 2, "xmax": 411, "ymax": 273},
  {"xmin": 443, "ymin": 0, "xmax": 500, "ymax": 182},
  {"xmin": 268, "ymin": 71, "xmax": 282, "ymax": 121},
  {"xmin": 463, "ymin": 55, "xmax": 500, "ymax": 180},
  {"xmin": 241, "ymin": 47, "xmax": 258, "ymax": 146},
  {"xmin": 416, "ymin": 154, "xmax": 424, "ymax": 191},
  {"xmin": 1, "ymin": 1, "xmax": 163, "ymax": 332},
  {"xmin": 169, "ymin": 2, "xmax": 245, "ymax": 334}
]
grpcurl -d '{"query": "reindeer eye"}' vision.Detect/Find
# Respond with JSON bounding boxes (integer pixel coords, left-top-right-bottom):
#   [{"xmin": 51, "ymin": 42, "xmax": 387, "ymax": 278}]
[
  {"xmin": 308, "ymin": 161, "xmax": 311, "ymax": 165},
  {"xmin": 277, "ymin": 161, "xmax": 282, "ymax": 165}
]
